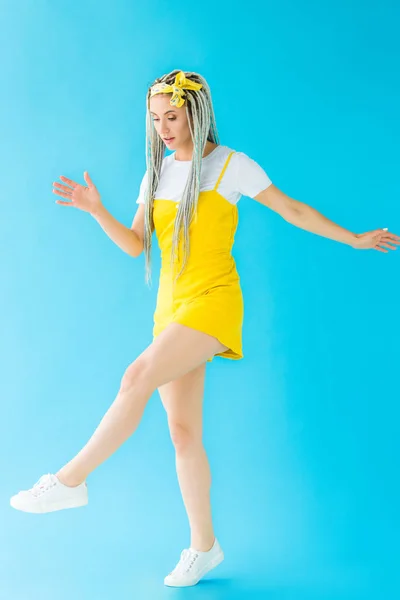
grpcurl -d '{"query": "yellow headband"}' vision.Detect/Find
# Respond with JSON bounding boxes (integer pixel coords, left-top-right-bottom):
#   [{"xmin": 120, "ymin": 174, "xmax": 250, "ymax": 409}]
[{"xmin": 150, "ymin": 71, "xmax": 203, "ymax": 108}]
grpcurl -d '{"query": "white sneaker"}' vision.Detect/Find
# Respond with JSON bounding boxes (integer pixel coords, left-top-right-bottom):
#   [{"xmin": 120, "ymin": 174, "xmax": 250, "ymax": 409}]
[
  {"xmin": 164, "ymin": 537, "xmax": 224, "ymax": 587},
  {"xmin": 10, "ymin": 473, "xmax": 88, "ymax": 514}
]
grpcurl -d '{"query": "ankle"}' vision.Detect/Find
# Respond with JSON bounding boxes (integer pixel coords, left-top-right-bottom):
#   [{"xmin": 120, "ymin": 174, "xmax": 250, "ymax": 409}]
[
  {"xmin": 190, "ymin": 535, "xmax": 215, "ymax": 552},
  {"xmin": 56, "ymin": 471, "xmax": 84, "ymax": 488}
]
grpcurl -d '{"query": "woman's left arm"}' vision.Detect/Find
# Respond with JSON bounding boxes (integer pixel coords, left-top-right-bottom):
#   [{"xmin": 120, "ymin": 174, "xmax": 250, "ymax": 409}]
[{"xmin": 254, "ymin": 184, "xmax": 400, "ymax": 253}]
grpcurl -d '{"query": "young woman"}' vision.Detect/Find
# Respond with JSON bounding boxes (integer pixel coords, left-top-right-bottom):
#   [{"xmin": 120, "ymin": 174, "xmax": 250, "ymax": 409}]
[{"xmin": 10, "ymin": 70, "xmax": 399, "ymax": 587}]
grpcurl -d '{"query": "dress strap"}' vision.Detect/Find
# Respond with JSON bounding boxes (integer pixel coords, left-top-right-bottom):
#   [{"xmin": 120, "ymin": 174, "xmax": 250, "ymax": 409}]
[{"xmin": 213, "ymin": 151, "xmax": 236, "ymax": 193}]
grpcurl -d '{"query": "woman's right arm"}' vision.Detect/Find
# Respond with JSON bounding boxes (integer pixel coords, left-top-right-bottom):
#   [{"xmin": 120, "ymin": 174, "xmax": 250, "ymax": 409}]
[
  {"xmin": 53, "ymin": 172, "xmax": 145, "ymax": 258},
  {"xmin": 92, "ymin": 203, "xmax": 144, "ymax": 258}
]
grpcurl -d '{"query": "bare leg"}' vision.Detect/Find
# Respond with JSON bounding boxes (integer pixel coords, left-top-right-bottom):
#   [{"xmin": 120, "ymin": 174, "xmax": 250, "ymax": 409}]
[
  {"xmin": 158, "ymin": 363, "xmax": 215, "ymax": 552},
  {"xmin": 56, "ymin": 323, "xmax": 228, "ymax": 487},
  {"xmin": 56, "ymin": 380, "xmax": 150, "ymax": 486},
  {"xmin": 175, "ymin": 441, "xmax": 215, "ymax": 552}
]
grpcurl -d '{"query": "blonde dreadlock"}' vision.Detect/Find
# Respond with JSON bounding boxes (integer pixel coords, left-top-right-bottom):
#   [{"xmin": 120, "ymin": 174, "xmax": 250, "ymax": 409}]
[{"xmin": 142, "ymin": 69, "xmax": 219, "ymax": 288}]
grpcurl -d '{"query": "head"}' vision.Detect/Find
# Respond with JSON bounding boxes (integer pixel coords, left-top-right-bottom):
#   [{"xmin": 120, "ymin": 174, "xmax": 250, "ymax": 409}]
[
  {"xmin": 149, "ymin": 94, "xmax": 193, "ymax": 154},
  {"xmin": 141, "ymin": 69, "xmax": 219, "ymax": 288}
]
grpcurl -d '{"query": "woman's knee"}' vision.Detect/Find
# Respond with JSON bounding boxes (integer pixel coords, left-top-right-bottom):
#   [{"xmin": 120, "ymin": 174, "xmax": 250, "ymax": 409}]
[
  {"xmin": 168, "ymin": 421, "xmax": 202, "ymax": 452},
  {"xmin": 119, "ymin": 357, "xmax": 155, "ymax": 394}
]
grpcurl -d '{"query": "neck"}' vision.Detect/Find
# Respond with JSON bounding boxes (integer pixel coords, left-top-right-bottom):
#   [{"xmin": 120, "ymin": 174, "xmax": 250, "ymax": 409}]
[{"xmin": 174, "ymin": 141, "xmax": 218, "ymax": 162}]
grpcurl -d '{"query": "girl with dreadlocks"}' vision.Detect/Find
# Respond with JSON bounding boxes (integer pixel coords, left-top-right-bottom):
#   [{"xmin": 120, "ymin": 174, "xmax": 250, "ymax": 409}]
[
  {"xmin": 10, "ymin": 69, "xmax": 399, "ymax": 587},
  {"xmin": 141, "ymin": 70, "xmax": 272, "ymax": 362}
]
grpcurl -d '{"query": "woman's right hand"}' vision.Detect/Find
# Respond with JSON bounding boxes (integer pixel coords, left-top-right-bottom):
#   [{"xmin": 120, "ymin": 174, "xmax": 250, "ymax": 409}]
[{"xmin": 53, "ymin": 171, "xmax": 103, "ymax": 215}]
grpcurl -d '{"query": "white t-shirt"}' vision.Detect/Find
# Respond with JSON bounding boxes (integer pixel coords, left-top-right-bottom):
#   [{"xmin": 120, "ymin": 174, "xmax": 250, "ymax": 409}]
[{"xmin": 135, "ymin": 145, "xmax": 272, "ymax": 205}]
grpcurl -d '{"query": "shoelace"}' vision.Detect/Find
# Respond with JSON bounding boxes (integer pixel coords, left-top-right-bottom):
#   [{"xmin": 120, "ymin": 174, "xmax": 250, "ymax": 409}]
[
  {"xmin": 170, "ymin": 548, "xmax": 200, "ymax": 576},
  {"xmin": 30, "ymin": 473, "xmax": 57, "ymax": 497}
]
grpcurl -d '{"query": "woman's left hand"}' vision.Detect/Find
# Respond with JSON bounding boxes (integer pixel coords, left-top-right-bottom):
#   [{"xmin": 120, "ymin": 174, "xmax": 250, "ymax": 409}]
[{"xmin": 352, "ymin": 228, "xmax": 400, "ymax": 252}]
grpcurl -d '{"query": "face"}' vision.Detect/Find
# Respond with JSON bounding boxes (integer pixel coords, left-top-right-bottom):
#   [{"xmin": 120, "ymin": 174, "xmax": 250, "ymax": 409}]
[{"xmin": 149, "ymin": 94, "xmax": 192, "ymax": 150}]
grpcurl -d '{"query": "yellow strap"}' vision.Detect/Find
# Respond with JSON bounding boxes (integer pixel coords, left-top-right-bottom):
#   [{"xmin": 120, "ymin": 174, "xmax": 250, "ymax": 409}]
[{"xmin": 213, "ymin": 151, "xmax": 235, "ymax": 193}]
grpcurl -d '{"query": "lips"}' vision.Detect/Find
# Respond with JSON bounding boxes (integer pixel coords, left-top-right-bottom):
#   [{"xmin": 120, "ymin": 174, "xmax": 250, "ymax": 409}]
[{"xmin": 164, "ymin": 138, "xmax": 174, "ymax": 143}]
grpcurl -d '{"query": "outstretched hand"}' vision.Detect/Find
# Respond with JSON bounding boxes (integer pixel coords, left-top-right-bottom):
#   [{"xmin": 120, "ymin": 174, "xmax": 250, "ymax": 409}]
[
  {"xmin": 352, "ymin": 228, "xmax": 400, "ymax": 253},
  {"xmin": 53, "ymin": 172, "xmax": 103, "ymax": 215}
]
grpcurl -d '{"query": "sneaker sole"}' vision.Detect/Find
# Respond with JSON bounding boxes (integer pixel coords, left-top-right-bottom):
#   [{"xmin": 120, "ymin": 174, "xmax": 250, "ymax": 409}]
[
  {"xmin": 164, "ymin": 550, "xmax": 224, "ymax": 587},
  {"xmin": 10, "ymin": 495, "xmax": 88, "ymax": 513}
]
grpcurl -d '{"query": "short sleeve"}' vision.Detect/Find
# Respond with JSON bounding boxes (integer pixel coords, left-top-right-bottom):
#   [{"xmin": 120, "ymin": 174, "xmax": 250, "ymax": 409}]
[
  {"xmin": 135, "ymin": 170, "xmax": 148, "ymax": 204},
  {"xmin": 233, "ymin": 151, "xmax": 272, "ymax": 199}
]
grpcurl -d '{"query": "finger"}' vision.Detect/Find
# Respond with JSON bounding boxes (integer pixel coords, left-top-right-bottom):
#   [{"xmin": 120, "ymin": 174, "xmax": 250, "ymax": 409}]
[
  {"xmin": 59, "ymin": 175, "xmax": 78, "ymax": 188},
  {"xmin": 375, "ymin": 246, "xmax": 388, "ymax": 252},
  {"xmin": 55, "ymin": 200, "xmax": 74, "ymax": 206},
  {"xmin": 378, "ymin": 235, "xmax": 397, "ymax": 244},
  {"xmin": 53, "ymin": 190, "xmax": 72, "ymax": 199},
  {"xmin": 381, "ymin": 234, "xmax": 400, "ymax": 240},
  {"xmin": 83, "ymin": 171, "xmax": 93, "ymax": 186},
  {"xmin": 379, "ymin": 240, "xmax": 398, "ymax": 250},
  {"xmin": 382, "ymin": 231, "xmax": 400, "ymax": 240},
  {"xmin": 377, "ymin": 242, "xmax": 390, "ymax": 251},
  {"xmin": 53, "ymin": 182, "xmax": 73, "ymax": 193},
  {"xmin": 379, "ymin": 237, "xmax": 400, "ymax": 246}
]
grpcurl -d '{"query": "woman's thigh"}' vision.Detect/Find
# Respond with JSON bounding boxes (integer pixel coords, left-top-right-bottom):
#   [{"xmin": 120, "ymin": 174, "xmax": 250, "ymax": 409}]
[
  {"xmin": 123, "ymin": 323, "xmax": 227, "ymax": 392},
  {"xmin": 158, "ymin": 362, "xmax": 206, "ymax": 438}
]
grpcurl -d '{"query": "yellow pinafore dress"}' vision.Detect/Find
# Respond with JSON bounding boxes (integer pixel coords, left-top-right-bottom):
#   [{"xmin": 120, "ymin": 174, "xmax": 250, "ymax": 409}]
[{"xmin": 152, "ymin": 150, "xmax": 244, "ymax": 363}]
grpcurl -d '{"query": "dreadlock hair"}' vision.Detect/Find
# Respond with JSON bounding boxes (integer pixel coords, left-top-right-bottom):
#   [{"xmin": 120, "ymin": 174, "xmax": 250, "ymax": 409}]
[{"xmin": 142, "ymin": 69, "xmax": 220, "ymax": 288}]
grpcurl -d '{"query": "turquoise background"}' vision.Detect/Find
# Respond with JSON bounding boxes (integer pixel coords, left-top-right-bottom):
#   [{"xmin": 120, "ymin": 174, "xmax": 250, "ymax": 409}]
[{"xmin": 1, "ymin": 1, "xmax": 399, "ymax": 598}]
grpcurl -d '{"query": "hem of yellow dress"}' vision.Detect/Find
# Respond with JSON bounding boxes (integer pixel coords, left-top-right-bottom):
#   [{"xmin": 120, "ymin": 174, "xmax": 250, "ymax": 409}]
[{"xmin": 169, "ymin": 318, "xmax": 243, "ymax": 363}]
